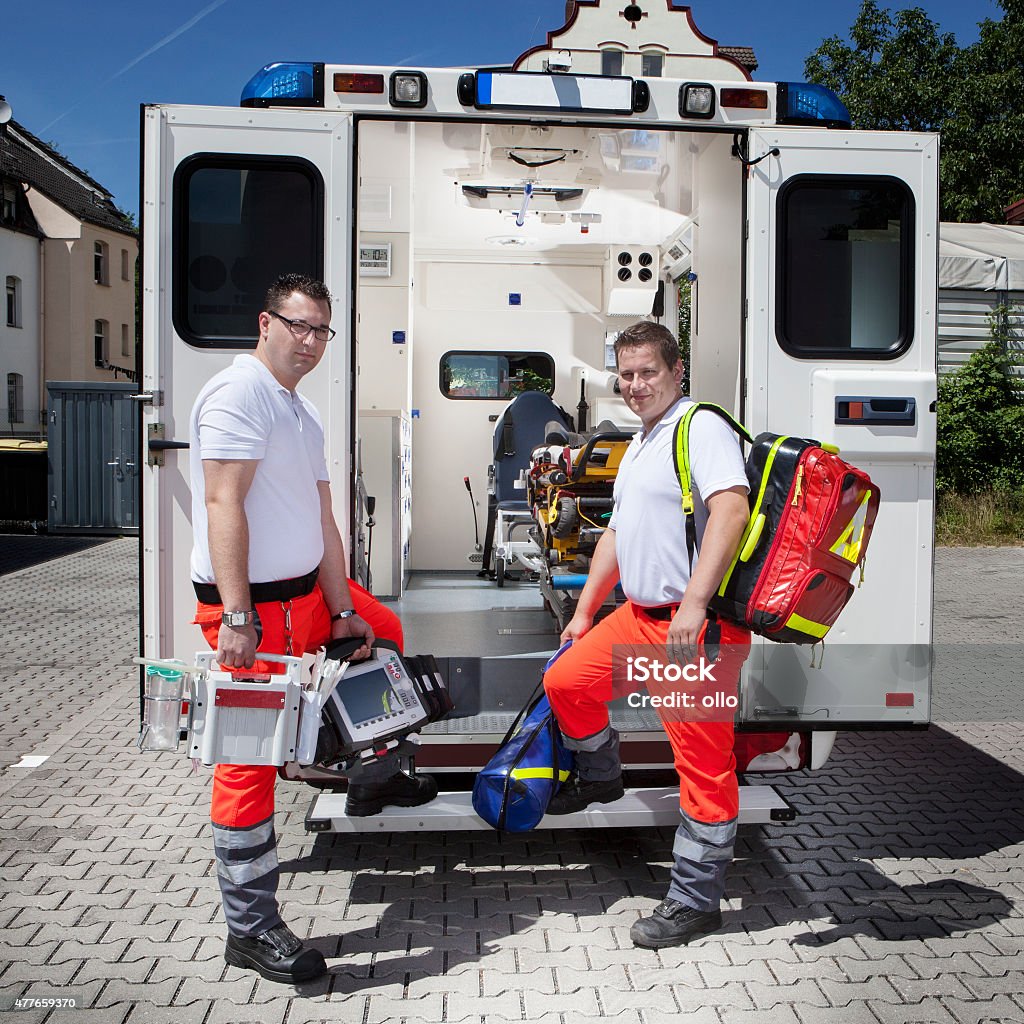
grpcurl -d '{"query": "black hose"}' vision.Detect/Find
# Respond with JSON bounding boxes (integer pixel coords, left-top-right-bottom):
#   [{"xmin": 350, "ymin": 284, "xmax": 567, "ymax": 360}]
[{"xmin": 464, "ymin": 476, "xmax": 480, "ymax": 549}]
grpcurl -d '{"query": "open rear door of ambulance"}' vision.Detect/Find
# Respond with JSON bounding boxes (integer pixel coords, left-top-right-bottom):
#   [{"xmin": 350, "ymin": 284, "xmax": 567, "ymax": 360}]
[
  {"xmin": 742, "ymin": 127, "xmax": 937, "ymax": 741},
  {"xmin": 139, "ymin": 104, "xmax": 353, "ymax": 671}
]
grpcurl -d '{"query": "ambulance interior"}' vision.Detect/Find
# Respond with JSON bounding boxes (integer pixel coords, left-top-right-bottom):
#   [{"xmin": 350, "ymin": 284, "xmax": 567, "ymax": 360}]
[{"xmin": 353, "ymin": 118, "xmax": 743, "ymax": 741}]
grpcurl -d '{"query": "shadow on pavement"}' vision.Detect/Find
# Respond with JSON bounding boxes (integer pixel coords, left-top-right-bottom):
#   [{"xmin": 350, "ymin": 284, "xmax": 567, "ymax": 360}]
[
  {"xmin": 0, "ymin": 534, "xmax": 113, "ymax": 576},
  {"xmin": 276, "ymin": 722, "xmax": 1021, "ymax": 991},
  {"xmin": 735, "ymin": 722, "xmax": 1022, "ymax": 946}
]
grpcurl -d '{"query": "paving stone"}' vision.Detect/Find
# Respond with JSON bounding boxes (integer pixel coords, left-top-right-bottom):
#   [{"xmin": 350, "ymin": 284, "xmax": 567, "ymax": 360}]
[
  {"xmin": 799, "ymin": 1003, "xmax": 930, "ymax": 1024},
  {"xmin": 671, "ymin": 981, "xmax": 754, "ymax": 1012},
  {"xmin": 876, "ymin": 997, "xmax": 1015, "ymax": 1024},
  {"xmin": 747, "ymin": 979, "xmax": 829, "ymax": 1010},
  {"xmin": 204, "ymin": 1001, "xmax": 290, "ymax": 1024},
  {"xmin": 2, "ymin": 524, "xmax": 1024, "ymax": 1024},
  {"xmin": 816, "ymin": 976, "xmax": 906, "ymax": 1006},
  {"xmin": 640, "ymin": 1009, "xmax": 718, "ymax": 1024},
  {"xmin": 697, "ymin": 959, "xmax": 776, "ymax": 988},
  {"xmin": 959, "ymin": 973, "xmax": 1024, "ymax": 1001},
  {"xmin": 718, "ymin": 1008, "xmax": 802, "ymax": 1024},
  {"xmin": 363, "ymin": 992, "xmax": 449, "ymax": 1022}
]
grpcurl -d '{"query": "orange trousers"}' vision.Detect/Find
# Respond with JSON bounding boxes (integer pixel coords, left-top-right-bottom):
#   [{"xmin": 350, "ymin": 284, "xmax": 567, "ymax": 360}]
[
  {"xmin": 543, "ymin": 603, "xmax": 750, "ymax": 824},
  {"xmin": 195, "ymin": 580, "xmax": 403, "ymax": 829}
]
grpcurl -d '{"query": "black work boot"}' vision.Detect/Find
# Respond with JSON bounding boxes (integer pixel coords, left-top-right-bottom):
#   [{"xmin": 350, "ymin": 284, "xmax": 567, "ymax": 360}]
[
  {"xmin": 630, "ymin": 898, "xmax": 723, "ymax": 949},
  {"xmin": 545, "ymin": 773, "xmax": 624, "ymax": 815},
  {"xmin": 345, "ymin": 769, "xmax": 439, "ymax": 817},
  {"xmin": 225, "ymin": 923, "xmax": 327, "ymax": 983}
]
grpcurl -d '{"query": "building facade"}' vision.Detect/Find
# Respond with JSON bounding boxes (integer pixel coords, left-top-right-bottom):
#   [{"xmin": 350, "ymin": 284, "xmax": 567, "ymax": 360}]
[
  {"xmin": 514, "ymin": 1, "xmax": 757, "ymax": 81},
  {"xmin": 0, "ymin": 107, "xmax": 136, "ymax": 437}
]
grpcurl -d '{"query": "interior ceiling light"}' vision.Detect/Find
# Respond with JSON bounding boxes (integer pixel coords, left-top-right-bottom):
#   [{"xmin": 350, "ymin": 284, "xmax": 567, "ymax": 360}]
[{"xmin": 486, "ymin": 235, "xmax": 531, "ymax": 248}]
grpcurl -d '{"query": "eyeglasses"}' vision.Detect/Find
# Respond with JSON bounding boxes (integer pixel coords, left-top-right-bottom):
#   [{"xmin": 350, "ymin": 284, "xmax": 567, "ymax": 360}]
[{"xmin": 267, "ymin": 310, "xmax": 336, "ymax": 343}]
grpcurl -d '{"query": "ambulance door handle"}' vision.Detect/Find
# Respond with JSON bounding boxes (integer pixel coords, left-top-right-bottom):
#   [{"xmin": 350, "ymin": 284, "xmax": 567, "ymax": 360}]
[
  {"xmin": 834, "ymin": 396, "xmax": 916, "ymax": 427},
  {"xmin": 146, "ymin": 422, "xmax": 189, "ymax": 467}
]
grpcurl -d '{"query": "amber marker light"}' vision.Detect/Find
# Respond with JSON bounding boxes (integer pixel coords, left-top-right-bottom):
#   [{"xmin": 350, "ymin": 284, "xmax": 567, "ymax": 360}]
[
  {"xmin": 334, "ymin": 73, "xmax": 385, "ymax": 94},
  {"xmin": 720, "ymin": 88, "xmax": 769, "ymax": 109}
]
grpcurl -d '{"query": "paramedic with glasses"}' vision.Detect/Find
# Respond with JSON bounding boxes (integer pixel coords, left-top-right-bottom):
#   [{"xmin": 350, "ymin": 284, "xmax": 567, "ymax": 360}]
[
  {"xmin": 543, "ymin": 320, "xmax": 751, "ymax": 948},
  {"xmin": 189, "ymin": 273, "xmax": 437, "ymax": 984}
]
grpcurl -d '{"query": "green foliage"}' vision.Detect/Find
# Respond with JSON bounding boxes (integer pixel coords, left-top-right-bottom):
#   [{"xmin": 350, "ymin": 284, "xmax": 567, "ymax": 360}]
[
  {"xmin": 677, "ymin": 278, "xmax": 691, "ymax": 393},
  {"xmin": 507, "ymin": 368, "xmax": 554, "ymax": 397},
  {"xmin": 936, "ymin": 304, "xmax": 1024, "ymax": 495},
  {"xmin": 805, "ymin": 0, "xmax": 1024, "ymax": 221}
]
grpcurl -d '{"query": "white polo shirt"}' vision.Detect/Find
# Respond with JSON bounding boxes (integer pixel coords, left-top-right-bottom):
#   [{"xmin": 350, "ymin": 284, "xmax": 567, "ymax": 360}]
[
  {"xmin": 609, "ymin": 397, "xmax": 748, "ymax": 607},
  {"xmin": 189, "ymin": 354, "xmax": 329, "ymax": 585}
]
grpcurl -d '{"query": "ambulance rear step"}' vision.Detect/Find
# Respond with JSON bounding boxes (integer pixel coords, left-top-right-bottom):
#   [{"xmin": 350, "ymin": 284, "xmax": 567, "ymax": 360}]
[{"xmin": 304, "ymin": 784, "xmax": 794, "ymax": 833}]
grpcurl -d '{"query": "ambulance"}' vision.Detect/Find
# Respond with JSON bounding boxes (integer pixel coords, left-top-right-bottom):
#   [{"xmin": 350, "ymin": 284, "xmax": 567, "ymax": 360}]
[{"xmin": 137, "ymin": 1, "xmax": 936, "ymax": 832}]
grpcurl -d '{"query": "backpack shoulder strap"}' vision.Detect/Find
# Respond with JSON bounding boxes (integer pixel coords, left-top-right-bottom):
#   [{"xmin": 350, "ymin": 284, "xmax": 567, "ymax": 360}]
[{"xmin": 671, "ymin": 402, "xmax": 752, "ymax": 569}]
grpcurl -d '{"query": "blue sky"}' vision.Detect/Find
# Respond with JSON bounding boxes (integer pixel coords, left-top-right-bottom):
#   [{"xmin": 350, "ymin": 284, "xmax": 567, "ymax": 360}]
[{"xmin": 5, "ymin": 0, "xmax": 1001, "ymax": 216}]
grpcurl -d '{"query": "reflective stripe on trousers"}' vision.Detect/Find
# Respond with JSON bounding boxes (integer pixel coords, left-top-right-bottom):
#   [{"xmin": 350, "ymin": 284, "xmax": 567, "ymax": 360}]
[
  {"xmin": 668, "ymin": 807, "xmax": 737, "ymax": 912},
  {"xmin": 543, "ymin": 601, "xmax": 750, "ymax": 909},
  {"xmin": 212, "ymin": 815, "xmax": 282, "ymax": 937},
  {"xmin": 195, "ymin": 578, "xmax": 404, "ymax": 935}
]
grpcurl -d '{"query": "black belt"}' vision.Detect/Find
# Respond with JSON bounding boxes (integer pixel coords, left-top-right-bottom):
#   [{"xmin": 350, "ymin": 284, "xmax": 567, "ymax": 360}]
[
  {"xmin": 193, "ymin": 567, "xmax": 319, "ymax": 606},
  {"xmin": 641, "ymin": 604, "xmax": 679, "ymax": 621}
]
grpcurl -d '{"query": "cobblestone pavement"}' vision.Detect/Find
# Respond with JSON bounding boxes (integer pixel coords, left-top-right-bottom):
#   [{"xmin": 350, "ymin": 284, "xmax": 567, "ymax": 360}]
[{"xmin": 1, "ymin": 541, "xmax": 1022, "ymax": 1024}]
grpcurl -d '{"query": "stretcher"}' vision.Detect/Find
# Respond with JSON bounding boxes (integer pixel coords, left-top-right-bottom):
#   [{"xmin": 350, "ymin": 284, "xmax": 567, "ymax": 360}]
[{"xmin": 526, "ymin": 423, "xmax": 632, "ymax": 629}]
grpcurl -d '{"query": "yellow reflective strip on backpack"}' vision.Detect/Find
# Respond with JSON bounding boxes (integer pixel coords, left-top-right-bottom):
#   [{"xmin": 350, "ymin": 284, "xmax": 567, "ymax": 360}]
[
  {"xmin": 829, "ymin": 489, "xmax": 872, "ymax": 564},
  {"xmin": 718, "ymin": 435, "xmax": 788, "ymax": 597},
  {"xmin": 784, "ymin": 612, "xmax": 830, "ymax": 638},
  {"xmin": 674, "ymin": 402, "xmax": 752, "ymax": 521},
  {"xmin": 510, "ymin": 767, "xmax": 572, "ymax": 782},
  {"xmin": 674, "ymin": 405, "xmax": 700, "ymax": 515}
]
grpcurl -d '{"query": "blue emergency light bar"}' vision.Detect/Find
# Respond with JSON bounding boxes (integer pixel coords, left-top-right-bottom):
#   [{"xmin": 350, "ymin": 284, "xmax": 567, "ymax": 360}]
[
  {"xmin": 776, "ymin": 82, "xmax": 851, "ymax": 128},
  {"xmin": 460, "ymin": 71, "xmax": 646, "ymax": 115},
  {"xmin": 241, "ymin": 62, "xmax": 324, "ymax": 107}
]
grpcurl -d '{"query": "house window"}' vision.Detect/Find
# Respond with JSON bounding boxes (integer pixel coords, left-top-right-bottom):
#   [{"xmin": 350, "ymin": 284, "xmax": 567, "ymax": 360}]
[
  {"xmin": 121, "ymin": 249, "xmax": 131, "ymax": 281},
  {"xmin": 7, "ymin": 373, "xmax": 24, "ymax": 424},
  {"xmin": 94, "ymin": 241, "xmax": 109, "ymax": 285},
  {"xmin": 2, "ymin": 182, "xmax": 17, "ymax": 223},
  {"xmin": 440, "ymin": 351, "xmax": 555, "ymax": 400},
  {"xmin": 121, "ymin": 323, "xmax": 131, "ymax": 358},
  {"xmin": 5, "ymin": 276, "xmax": 20, "ymax": 328},
  {"xmin": 94, "ymin": 319, "xmax": 108, "ymax": 367},
  {"xmin": 776, "ymin": 175, "xmax": 914, "ymax": 359},
  {"xmin": 601, "ymin": 50, "xmax": 623, "ymax": 77},
  {"xmin": 641, "ymin": 52, "xmax": 664, "ymax": 77}
]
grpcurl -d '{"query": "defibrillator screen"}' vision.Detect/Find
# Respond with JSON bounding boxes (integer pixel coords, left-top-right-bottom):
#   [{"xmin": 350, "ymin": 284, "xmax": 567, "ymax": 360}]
[{"xmin": 340, "ymin": 667, "xmax": 401, "ymax": 726}]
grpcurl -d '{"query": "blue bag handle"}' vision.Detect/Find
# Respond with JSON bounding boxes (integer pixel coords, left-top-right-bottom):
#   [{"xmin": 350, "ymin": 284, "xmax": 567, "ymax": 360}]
[{"xmin": 498, "ymin": 641, "xmax": 573, "ymax": 748}]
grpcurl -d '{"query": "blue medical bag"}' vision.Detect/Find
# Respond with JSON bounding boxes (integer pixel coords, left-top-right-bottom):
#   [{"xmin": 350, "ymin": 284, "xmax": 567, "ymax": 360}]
[{"xmin": 472, "ymin": 645, "xmax": 574, "ymax": 832}]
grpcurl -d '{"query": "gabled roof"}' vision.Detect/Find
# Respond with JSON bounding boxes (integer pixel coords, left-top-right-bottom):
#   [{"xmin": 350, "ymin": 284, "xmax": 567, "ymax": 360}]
[
  {"xmin": 718, "ymin": 46, "xmax": 757, "ymax": 72},
  {"xmin": 0, "ymin": 120, "xmax": 135, "ymax": 237}
]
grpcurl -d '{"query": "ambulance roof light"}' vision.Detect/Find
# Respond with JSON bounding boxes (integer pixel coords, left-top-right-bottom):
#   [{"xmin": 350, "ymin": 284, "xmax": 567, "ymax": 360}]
[
  {"xmin": 776, "ymin": 82, "xmax": 851, "ymax": 128},
  {"xmin": 240, "ymin": 62, "xmax": 324, "ymax": 108}
]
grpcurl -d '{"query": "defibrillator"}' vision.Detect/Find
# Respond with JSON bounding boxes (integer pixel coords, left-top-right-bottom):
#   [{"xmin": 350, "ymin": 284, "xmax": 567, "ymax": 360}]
[{"xmin": 312, "ymin": 638, "xmax": 453, "ymax": 766}]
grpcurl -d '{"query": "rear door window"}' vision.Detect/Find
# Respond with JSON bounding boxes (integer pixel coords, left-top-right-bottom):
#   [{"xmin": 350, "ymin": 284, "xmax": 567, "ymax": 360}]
[
  {"xmin": 777, "ymin": 176, "xmax": 914, "ymax": 359},
  {"xmin": 173, "ymin": 155, "xmax": 324, "ymax": 347}
]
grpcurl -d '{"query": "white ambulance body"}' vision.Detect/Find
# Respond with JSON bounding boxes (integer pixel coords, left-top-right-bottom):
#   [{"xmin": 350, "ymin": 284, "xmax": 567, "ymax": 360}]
[{"xmin": 139, "ymin": 53, "xmax": 936, "ymax": 829}]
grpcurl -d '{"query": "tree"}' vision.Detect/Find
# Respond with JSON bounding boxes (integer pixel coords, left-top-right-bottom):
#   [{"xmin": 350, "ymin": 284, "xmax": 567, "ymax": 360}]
[{"xmin": 805, "ymin": 0, "xmax": 1024, "ymax": 222}]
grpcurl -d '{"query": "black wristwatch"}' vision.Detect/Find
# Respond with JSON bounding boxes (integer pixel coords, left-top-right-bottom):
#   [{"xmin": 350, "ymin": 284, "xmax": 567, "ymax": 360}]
[
  {"xmin": 331, "ymin": 609, "xmax": 356, "ymax": 623},
  {"xmin": 221, "ymin": 609, "xmax": 256, "ymax": 627}
]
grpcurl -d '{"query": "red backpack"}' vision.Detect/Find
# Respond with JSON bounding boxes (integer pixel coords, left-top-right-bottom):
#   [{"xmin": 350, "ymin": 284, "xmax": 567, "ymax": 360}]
[{"xmin": 673, "ymin": 404, "xmax": 879, "ymax": 645}]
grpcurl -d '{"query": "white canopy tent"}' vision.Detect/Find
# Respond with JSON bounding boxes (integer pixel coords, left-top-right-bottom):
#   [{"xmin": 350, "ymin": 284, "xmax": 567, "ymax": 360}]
[
  {"xmin": 939, "ymin": 222, "xmax": 1024, "ymax": 292},
  {"xmin": 937, "ymin": 222, "xmax": 1024, "ymax": 374}
]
